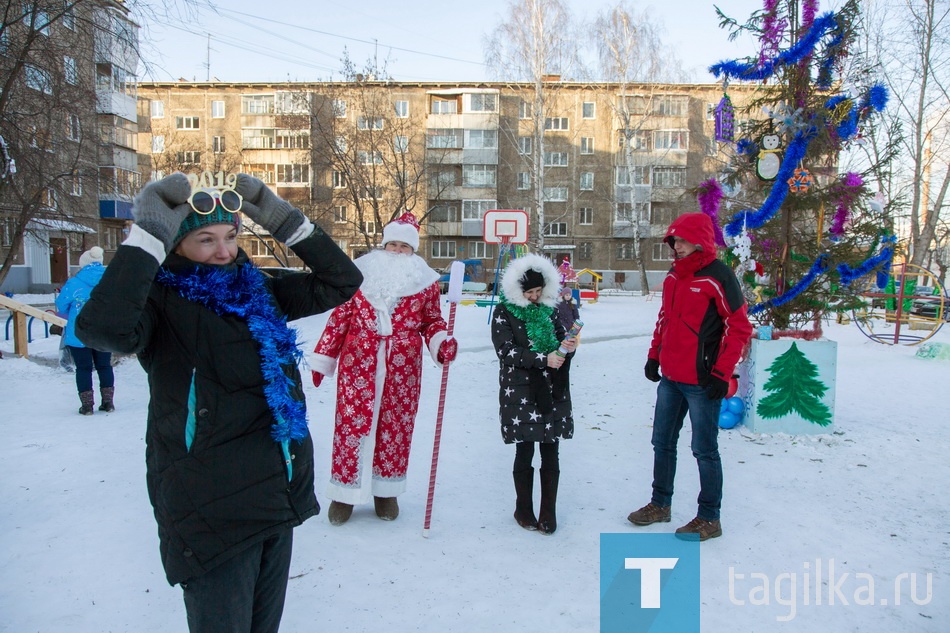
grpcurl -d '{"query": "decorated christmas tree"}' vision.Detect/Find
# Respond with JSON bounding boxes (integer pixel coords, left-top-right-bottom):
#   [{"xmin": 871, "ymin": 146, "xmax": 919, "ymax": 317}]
[
  {"xmin": 756, "ymin": 342, "xmax": 832, "ymax": 425},
  {"xmin": 706, "ymin": 0, "xmax": 895, "ymax": 333}
]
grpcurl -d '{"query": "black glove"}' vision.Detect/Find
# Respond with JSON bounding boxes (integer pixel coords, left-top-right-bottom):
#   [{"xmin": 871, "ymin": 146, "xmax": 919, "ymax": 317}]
[
  {"xmin": 644, "ymin": 358, "xmax": 661, "ymax": 382},
  {"xmin": 131, "ymin": 173, "xmax": 193, "ymax": 252},
  {"xmin": 234, "ymin": 174, "xmax": 306, "ymax": 243},
  {"xmin": 704, "ymin": 375, "xmax": 729, "ymax": 400}
]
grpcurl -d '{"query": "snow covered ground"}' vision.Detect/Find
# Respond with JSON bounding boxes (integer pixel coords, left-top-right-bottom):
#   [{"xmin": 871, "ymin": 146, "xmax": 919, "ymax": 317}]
[{"xmin": 1, "ymin": 293, "xmax": 947, "ymax": 632}]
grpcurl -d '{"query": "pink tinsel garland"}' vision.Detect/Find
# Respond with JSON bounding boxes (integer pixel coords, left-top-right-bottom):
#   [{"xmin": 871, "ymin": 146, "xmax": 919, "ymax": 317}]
[
  {"xmin": 829, "ymin": 172, "xmax": 863, "ymax": 239},
  {"xmin": 697, "ymin": 178, "xmax": 727, "ymax": 248},
  {"xmin": 760, "ymin": 0, "xmax": 787, "ymax": 67},
  {"xmin": 802, "ymin": 0, "xmax": 819, "ymax": 30}
]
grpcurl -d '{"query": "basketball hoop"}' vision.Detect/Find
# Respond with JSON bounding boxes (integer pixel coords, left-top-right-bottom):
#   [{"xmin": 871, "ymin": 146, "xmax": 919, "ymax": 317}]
[{"xmin": 484, "ymin": 210, "xmax": 528, "ymax": 262}]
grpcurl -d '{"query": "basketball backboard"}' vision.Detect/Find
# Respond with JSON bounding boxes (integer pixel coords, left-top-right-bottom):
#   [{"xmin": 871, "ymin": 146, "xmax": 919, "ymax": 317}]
[{"xmin": 483, "ymin": 210, "xmax": 529, "ymax": 244}]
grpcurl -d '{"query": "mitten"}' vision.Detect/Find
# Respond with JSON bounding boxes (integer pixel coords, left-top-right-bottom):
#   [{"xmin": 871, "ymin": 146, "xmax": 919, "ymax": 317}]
[
  {"xmin": 234, "ymin": 174, "xmax": 305, "ymax": 243},
  {"xmin": 311, "ymin": 371, "xmax": 324, "ymax": 388},
  {"xmin": 132, "ymin": 173, "xmax": 193, "ymax": 252},
  {"xmin": 704, "ymin": 375, "xmax": 729, "ymax": 400},
  {"xmin": 437, "ymin": 337, "xmax": 458, "ymax": 364},
  {"xmin": 644, "ymin": 358, "xmax": 661, "ymax": 382}
]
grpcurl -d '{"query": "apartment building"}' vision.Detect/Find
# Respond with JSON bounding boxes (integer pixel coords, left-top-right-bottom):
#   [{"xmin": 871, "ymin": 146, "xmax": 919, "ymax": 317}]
[{"xmin": 137, "ymin": 80, "xmax": 754, "ymax": 289}]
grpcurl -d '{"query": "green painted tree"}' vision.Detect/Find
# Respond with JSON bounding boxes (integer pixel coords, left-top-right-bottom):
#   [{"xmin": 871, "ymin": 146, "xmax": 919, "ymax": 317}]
[{"xmin": 756, "ymin": 342, "xmax": 832, "ymax": 426}]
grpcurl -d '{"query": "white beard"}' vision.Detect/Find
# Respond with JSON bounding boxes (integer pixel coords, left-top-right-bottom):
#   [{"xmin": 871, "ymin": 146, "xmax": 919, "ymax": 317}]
[{"xmin": 355, "ymin": 250, "xmax": 439, "ymax": 313}]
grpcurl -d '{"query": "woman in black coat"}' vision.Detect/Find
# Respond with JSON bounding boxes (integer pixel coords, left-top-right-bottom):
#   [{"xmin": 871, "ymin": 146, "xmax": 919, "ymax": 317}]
[
  {"xmin": 490, "ymin": 253, "xmax": 577, "ymax": 535},
  {"xmin": 76, "ymin": 173, "xmax": 362, "ymax": 632}
]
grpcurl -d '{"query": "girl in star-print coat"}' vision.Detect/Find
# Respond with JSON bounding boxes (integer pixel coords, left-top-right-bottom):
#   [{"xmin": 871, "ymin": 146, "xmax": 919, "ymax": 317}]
[{"xmin": 491, "ymin": 253, "xmax": 577, "ymax": 535}]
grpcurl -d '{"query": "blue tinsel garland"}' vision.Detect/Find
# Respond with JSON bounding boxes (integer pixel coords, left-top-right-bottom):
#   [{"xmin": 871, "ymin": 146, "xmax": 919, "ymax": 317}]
[
  {"xmin": 837, "ymin": 235, "xmax": 898, "ymax": 287},
  {"xmin": 749, "ymin": 255, "xmax": 830, "ymax": 315},
  {"xmin": 157, "ymin": 264, "xmax": 308, "ymax": 444}
]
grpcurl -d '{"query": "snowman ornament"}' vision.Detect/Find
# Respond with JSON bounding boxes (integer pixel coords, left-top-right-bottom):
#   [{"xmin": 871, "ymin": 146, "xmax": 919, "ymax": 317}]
[{"xmin": 756, "ymin": 134, "xmax": 782, "ymax": 181}]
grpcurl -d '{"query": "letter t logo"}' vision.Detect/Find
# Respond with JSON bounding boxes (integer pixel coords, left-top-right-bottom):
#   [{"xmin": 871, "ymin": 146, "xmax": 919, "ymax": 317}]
[{"xmin": 624, "ymin": 558, "xmax": 679, "ymax": 608}]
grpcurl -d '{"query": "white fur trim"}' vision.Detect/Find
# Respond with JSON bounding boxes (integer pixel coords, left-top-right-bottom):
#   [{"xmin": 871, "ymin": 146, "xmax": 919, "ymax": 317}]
[
  {"xmin": 429, "ymin": 330, "xmax": 448, "ymax": 367},
  {"xmin": 284, "ymin": 219, "xmax": 314, "ymax": 246},
  {"xmin": 308, "ymin": 353, "xmax": 337, "ymax": 377},
  {"xmin": 381, "ymin": 222, "xmax": 419, "ymax": 251},
  {"xmin": 500, "ymin": 253, "xmax": 560, "ymax": 307},
  {"xmin": 123, "ymin": 225, "xmax": 167, "ymax": 264}
]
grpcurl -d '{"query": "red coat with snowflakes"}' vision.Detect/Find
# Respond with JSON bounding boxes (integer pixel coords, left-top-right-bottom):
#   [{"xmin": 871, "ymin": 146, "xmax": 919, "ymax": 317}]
[{"xmin": 310, "ymin": 251, "xmax": 447, "ymax": 504}]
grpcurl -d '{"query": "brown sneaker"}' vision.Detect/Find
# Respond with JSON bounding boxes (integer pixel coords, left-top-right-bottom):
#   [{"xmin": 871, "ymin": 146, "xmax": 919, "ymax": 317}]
[
  {"xmin": 327, "ymin": 501, "xmax": 353, "ymax": 526},
  {"xmin": 674, "ymin": 517, "xmax": 722, "ymax": 541},
  {"xmin": 374, "ymin": 496, "xmax": 399, "ymax": 521},
  {"xmin": 627, "ymin": 503, "xmax": 671, "ymax": 526}
]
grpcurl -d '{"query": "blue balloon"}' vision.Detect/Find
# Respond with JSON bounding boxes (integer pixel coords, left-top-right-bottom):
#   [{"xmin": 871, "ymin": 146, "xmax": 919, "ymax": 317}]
[
  {"xmin": 719, "ymin": 410, "xmax": 740, "ymax": 429},
  {"xmin": 727, "ymin": 397, "xmax": 745, "ymax": 416}
]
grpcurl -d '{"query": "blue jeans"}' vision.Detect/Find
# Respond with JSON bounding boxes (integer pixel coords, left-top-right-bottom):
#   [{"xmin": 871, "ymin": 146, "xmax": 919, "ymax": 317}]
[
  {"xmin": 182, "ymin": 528, "xmax": 293, "ymax": 633},
  {"xmin": 67, "ymin": 346, "xmax": 114, "ymax": 393},
  {"xmin": 650, "ymin": 377, "xmax": 723, "ymax": 521}
]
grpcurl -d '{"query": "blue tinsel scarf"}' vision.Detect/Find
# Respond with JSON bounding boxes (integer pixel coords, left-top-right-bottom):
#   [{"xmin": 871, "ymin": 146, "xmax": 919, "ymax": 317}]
[{"xmin": 157, "ymin": 263, "xmax": 308, "ymax": 444}]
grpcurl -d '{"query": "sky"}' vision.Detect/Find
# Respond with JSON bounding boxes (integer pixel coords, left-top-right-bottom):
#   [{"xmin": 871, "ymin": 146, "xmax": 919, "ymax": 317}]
[
  {"xmin": 1, "ymin": 292, "xmax": 947, "ymax": 631},
  {"xmin": 135, "ymin": 0, "xmax": 774, "ymax": 84}
]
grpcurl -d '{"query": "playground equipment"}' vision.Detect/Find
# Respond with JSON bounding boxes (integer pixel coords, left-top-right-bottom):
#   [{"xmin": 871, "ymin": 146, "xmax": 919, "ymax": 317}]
[
  {"xmin": 851, "ymin": 263, "xmax": 945, "ymax": 345},
  {"xmin": 0, "ymin": 294, "xmax": 67, "ymax": 358}
]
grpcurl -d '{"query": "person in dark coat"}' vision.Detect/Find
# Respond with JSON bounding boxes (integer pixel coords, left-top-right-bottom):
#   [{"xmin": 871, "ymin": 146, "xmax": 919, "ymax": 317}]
[
  {"xmin": 491, "ymin": 253, "xmax": 577, "ymax": 535},
  {"xmin": 554, "ymin": 286, "xmax": 580, "ymax": 333},
  {"xmin": 627, "ymin": 212, "xmax": 752, "ymax": 542},
  {"xmin": 76, "ymin": 173, "xmax": 362, "ymax": 632},
  {"xmin": 55, "ymin": 246, "xmax": 114, "ymax": 414}
]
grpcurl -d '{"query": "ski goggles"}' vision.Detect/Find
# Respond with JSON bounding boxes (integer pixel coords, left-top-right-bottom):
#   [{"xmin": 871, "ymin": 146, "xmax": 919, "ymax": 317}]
[{"xmin": 187, "ymin": 187, "xmax": 243, "ymax": 215}]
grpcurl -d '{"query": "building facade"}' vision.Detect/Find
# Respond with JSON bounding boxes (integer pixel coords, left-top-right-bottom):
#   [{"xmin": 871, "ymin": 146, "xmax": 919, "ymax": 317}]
[{"xmin": 137, "ymin": 80, "xmax": 755, "ymax": 290}]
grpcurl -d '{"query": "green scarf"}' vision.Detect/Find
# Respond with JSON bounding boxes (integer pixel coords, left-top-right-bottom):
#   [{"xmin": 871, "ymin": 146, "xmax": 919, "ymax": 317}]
[{"xmin": 500, "ymin": 293, "xmax": 559, "ymax": 354}]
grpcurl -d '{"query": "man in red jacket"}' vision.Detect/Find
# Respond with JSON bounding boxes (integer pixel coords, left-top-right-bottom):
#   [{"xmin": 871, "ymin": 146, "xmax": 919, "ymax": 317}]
[{"xmin": 627, "ymin": 212, "xmax": 753, "ymax": 540}]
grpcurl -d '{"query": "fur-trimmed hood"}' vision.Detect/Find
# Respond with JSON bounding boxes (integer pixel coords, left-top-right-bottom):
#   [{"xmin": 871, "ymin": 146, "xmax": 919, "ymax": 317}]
[{"xmin": 500, "ymin": 253, "xmax": 560, "ymax": 308}]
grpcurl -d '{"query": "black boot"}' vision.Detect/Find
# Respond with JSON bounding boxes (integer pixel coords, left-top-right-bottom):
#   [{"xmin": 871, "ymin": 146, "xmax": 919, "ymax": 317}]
[
  {"xmin": 513, "ymin": 468, "xmax": 538, "ymax": 530},
  {"xmin": 537, "ymin": 468, "xmax": 560, "ymax": 535},
  {"xmin": 99, "ymin": 386, "xmax": 115, "ymax": 412},
  {"xmin": 78, "ymin": 390, "xmax": 95, "ymax": 416}
]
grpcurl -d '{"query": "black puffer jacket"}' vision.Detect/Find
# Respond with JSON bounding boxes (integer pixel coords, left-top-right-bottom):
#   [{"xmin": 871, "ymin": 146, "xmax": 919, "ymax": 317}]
[{"xmin": 76, "ymin": 229, "xmax": 361, "ymax": 585}]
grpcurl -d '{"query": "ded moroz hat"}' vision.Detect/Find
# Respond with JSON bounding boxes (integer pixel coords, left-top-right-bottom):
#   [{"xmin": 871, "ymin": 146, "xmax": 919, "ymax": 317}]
[{"xmin": 381, "ymin": 212, "xmax": 420, "ymax": 251}]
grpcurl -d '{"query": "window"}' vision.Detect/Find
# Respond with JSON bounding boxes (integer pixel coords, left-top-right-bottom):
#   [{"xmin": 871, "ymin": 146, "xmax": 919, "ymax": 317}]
[
  {"xmin": 275, "ymin": 91, "xmax": 308, "ymax": 114},
  {"xmin": 518, "ymin": 137, "xmax": 532, "ymax": 155},
  {"xmin": 653, "ymin": 242, "xmax": 675, "ymax": 262},
  {"xmin": 620, "ymin": 130, "xmax": 650, "ymax": 151},
  {"xmin": 654, "ymin": 95, "xmax": 688, "ymax": 116},
  {"xmin": 242, "ymin": 129, "xmax": 274, "ymax": 149},
  {"xmin": 653, "ymin": 130, "xmax": 688, "ymax": 151},
  {"xmin": 212, "ymin": 136, "xmax": 226, "ymax": 154},
  {"xmin": 277, "ymin": 164, "xmax": 309, "ymax": 183},
  {"xmin": 394, "ymin": 136, "xmax": 409, "ymax": 153},
  {"xmin": 66, "ymin": 113, "xmax": 81, "ymax": 141},
  {"xmin": 706, "ymin": 103, "xmax": 716, "ymax": 120},
  {"xmin": 462, "ymin": 200, "xmax": 495, "ymax": 220},
  {"xmin": 580, "ymin": 172, "xmax": 593, "ymax": 191},
  {"xmin": 653, "ymin": 166, "xmax": 686, "ymax": 187},
  {"xmin": 582, "ymin": 102, "xmax": 596, "ymax": 119},
  {"xmin": 616, "ymin": 166, "xmax": 649, "ymax": 185},
  {"xmin": 543, "ymin": 187, "xmax": 568, "ymax": 202},
  {"xmin": 63, "ymin": 9, "xmax": 76, "ymax": 30},
  {"xmin": 177, "ymin": 151, "xmax": 201, "ymax": 165},
  {"xmin": 468, "ymin": 241, "xmax": 491, "ymax": 259},
  {"xmin": 705, "ymin": 139, "xmax": 718, "ymax": 157},
  {"xmin": 362, "ymin": 221, "xmax": 377, "ymax": 235},
  {"xmin": 211, "ymin": 101, "xmax": 225, "ymax": 118},
  {"xmin": 43, "ymin": 188, "xmax": 57, "ymax": 209},
  {"xmin": 358, "ymin": 151, "xmax": 384, "ymax": 165},
  {"xmin": 34, "ymin": 11, "xmax": 51, "ymax": 35},
  {"xmin": 175, "ymin": 116, "xmax": 200, "ymax": 130},
  {"xmin": 70, "ymin": 173, "xmax": 82, "ymax": 196},
  {"xmin": 462, "ymin": 164, "xmax": 496, "ymax": 188},
  {"xmin": 544, "ymin": 222, "xmax": 567, "ymax": 236},
  {"xmin": 335, "ymin": 136, "xmax": 347, "ymax": 152},
  {"xmin": 358, "ymin": 116, "xmax": 384, "ymax": 130},
  {"xmin": 25, "ymin": 65, "xmax": 52, "ymax": 94},
  {"xmin": 519, "ymin": 100, "xmax": 531, "ymax": 119},
  {"xmin": 334, "ymin": 206, "xmax": 347, "ymax": 223},
  {"xmin": 578, "ymin": 242, "xmax": 592, "ymax": 260},
  {"xmin": 150, "ymin": 100, "xmax": 164, "ymax": 118},
  {"xmin": 332, "ymin": 99, "xmax": 347, "ymax": 118},
  {"xmin": 465, "ymin": 129, "xmax": 497, "ymax": 149},
  {"xmin": 580, "ymin": 137, "xmax": 594, "ymax": 154},
  {"xmin": 517, "ymin": 172, "xmax": 530, "ymax": 190},
  {"xmin": 332, "ymin": 171, "xmax": 346, "ymax": 188},
  {"xmin": 544, "ymin": 117, "xmax": 569, "ymax": 131},
  {"xmin": 426, "ymin": 128, "xmax": 462, "ymax": 149},
  {"xmin": 579, "ymin": 207, "xmax": 593, "ymax": 225},
  {"xmin": 429, "ymin": 169, "xmax": 457, "ymax": 189},
  {"xmin": 469, "ymin": 93, "xmax": 497, "ymax": 112},
  {"xmin": 393, "ymin": 100, "xmax": 409, "ymax": 117},
  {"xmin": 359, "ymin": 185, "xmax": 382, "ymax": 199},
  {"xmin": 651, "ymin": 204, "xmax": 677, "ymax": 226},
  {"xmin": 431, "ymin": 240, "xmax": 457, "ymax": 259},
  {"xmin": 429, "ymin": 204, "xmax": 459, "ymax": 222},
  {"xmin": 544, "ymin": 151, "xmax": 568, "ymax": 167},
  {"xmin": 431, "ymin": 98, "xmax": 457, "ymax": 114},
  {"xmin": 101, "ymin": 226, "xmax": 123, "ymax": 250},
  {"xmin": 243, "ymin": 96, "xmax": 273, "ymax": 114},
  {"xmin": 616, "ymin": 202, "xmax": 649, "ymax": 222},
  {"xmin": 64, "ymin": 57, "xmax": 77, "ymax": 85},
  {"xmin": 617, "ymin": 243, "xmax": 636, "ymax": 260},
  {"xmin": 276, "ymin": 130, "xmax": 309, "ymax": 149}
]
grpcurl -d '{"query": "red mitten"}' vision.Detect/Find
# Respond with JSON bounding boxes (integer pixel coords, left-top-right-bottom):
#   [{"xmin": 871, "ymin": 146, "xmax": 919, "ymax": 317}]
[
  {"xmin": 437, "ymin": 337, "xmax": 458, "ymax": 363},
  {"xmin": 311, "ymin": 371, "xmax": 324, "ymax": 388}
]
